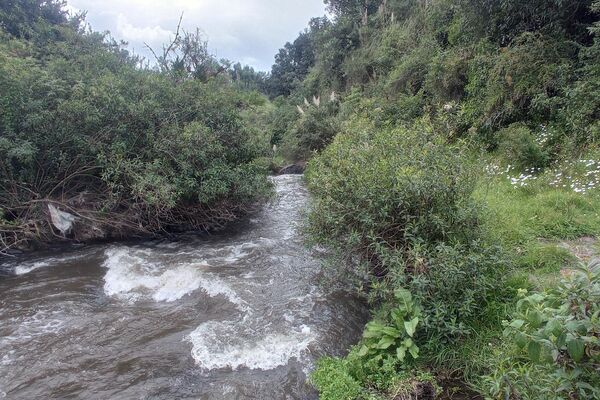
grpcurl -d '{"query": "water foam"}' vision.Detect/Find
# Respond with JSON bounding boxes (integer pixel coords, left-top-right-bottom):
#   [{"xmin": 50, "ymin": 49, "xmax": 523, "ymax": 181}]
[
  {"xmin": 12, "ymin": 251, "xmax": 89, "ymax": 275},
  {"xmin": 209, "ymin": 240, "xmax": 271, "ymax": 265},
  {"xmin": 1, "ymin": 310, "xmax": 67, "ymax": 343},
  {"xmin": 14, "ymin": 261, "xmax": 52, "ymax": 276},
  {"xmin": 187, "ymin": 321, "xmax": 314, "ymax": 371},
  {"xmin": 102, "ymin": 247, "xmax": 246, "ymax": 307},
  {"xmin": 0, "ymin": 352, "xmax": 14, "ymax": 366}
]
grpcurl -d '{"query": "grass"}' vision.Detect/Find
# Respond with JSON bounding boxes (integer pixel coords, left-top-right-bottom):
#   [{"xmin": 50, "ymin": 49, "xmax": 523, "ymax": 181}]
[
  {"xmin": 475, "ymin": 175, "xmax": 600, "ymax": 286},
  {"xmin": 411, "ymin": 172, "xmax": 600, "ymax": 396},
  {"xmin": 476, "ymin": 178, "xmax": 600, "ymax": 245},
  {"xmin": 310, "ymin": 158, "xmax": 600, "ymax": 399}
]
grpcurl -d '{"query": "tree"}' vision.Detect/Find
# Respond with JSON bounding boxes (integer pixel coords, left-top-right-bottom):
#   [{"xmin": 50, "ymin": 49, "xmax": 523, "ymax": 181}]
[
  {"xmin": 228, "ymin": 62, "xmax": 267, "ymax": 91},
  {"xmin": 0, "ymin": 0, "xmax": 68, "ymax": 38},
  {"xmin": 268, "ymin": 32, "xmax": 316, "ymax": 97},
  {"xmin": 324, "ymin": 0, "xmax": 382, "ymax": 19},
  {"xmin": 146, "ymin": 16, "xmax": 225, "ymax": 82}
]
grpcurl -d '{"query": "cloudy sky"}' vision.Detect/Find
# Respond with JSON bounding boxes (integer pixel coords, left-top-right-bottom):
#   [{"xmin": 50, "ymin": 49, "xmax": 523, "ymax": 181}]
[{"xmin": 65, "ymin": 0, "xmax": 327, "ymax": 71}]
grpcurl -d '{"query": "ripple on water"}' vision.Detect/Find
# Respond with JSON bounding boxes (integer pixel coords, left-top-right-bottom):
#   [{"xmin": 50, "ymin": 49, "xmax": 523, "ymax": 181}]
[{"xmin": 1, "ymin": 309, "xmax": 68, "ymax": 342}]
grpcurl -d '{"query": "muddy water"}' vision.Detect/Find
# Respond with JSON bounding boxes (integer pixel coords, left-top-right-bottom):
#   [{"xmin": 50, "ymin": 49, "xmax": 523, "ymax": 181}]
[{"xmin": 0, "ymin": 175, "xmax": 368, "ymax": 400}]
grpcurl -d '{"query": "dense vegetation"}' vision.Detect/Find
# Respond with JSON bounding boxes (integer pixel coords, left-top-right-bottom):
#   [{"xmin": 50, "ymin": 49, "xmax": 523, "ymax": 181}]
[
  {"xmin": 0, "ymin": 1, "xmax": 273, "ymax": 253},
  {"xmin": 2, "ymin": 0, "xmax": 599, "ymax": 398},
  {"xmin": 264, "ymin": 0, "xmax": 600, "ymax": 398}
]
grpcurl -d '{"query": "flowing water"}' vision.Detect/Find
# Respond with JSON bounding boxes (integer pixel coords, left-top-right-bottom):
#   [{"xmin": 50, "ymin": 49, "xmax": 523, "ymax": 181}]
[{"xmin": 0, "ymin": 175, "xmax": 368, "ymax": 400}]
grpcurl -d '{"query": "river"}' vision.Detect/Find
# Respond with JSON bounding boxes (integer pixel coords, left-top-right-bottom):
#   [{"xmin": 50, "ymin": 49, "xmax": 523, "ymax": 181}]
[{"xmin": 0, "ymin": 175, "xmax": 367, "ymax": 399}]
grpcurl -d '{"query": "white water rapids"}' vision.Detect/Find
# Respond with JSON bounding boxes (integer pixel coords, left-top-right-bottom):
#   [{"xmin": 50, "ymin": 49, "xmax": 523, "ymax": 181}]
[{"xmin": 0, "ymin": 175, "xmax": 367, "ymax": 399}]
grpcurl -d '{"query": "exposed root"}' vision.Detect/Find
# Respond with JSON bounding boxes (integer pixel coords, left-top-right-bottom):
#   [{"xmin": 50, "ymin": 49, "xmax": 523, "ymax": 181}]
[{"xmin": 0, "ymin": 188, "xmax": 260, "ymax": 254}]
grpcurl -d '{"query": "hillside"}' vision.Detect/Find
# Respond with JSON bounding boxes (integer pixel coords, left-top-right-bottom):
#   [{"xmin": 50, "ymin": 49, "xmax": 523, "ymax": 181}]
[
  {"xmin": 1, "ymin": 0, "xmax": 599, "ymax": 398},
  {"xmin": 265, "ymin": 0, "xmax": 600, "ymax": 398}
]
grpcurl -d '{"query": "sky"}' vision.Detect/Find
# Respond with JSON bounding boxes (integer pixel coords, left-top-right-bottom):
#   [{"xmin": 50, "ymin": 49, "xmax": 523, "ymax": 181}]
[{"xmin": 65, "ymin": 0, "xmax": 327, "ymax": 72}]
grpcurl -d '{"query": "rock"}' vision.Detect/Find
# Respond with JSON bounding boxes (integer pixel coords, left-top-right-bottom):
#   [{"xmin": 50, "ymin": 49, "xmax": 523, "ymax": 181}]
[{"xmin": 279, "ymin": 163, "xmax": 305, "ymax": 175}]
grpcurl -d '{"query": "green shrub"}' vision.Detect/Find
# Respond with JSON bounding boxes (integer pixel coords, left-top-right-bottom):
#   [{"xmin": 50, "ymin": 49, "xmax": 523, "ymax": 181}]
[
  {"xmin": 0, "ymin": 13, "xmax": 273, "ymax": 249},
  {"xmin": 462, "ymin": 34, "xmax": 576, "ymax": 147},
  {"xmin": 408, "ymin": 242, "xmax": 509, "ymax": 343},
  {"xmin": 497, "ymin": 123, "xmax": 549, "ymax": 170},
  {"xmin": 285, "ymin": 97, "xmax": 339, "ymax": 159},
  {"xmin": 357, "ymin": 289, "xmax": 421, "ymax": 364},
  {"xmin": 425, "ymin": 47, "xmax": 472, "ymax": 103},
  {"xmin": 483, "ymin": 262, "xmax": 600, "ymax": 399},
  {"xmin": 563, "ymin": 20, "xmax": 600, "ymax": 146},
  {"xmin": 312, "ymin": 346, "xmax": 439, "ymax": 400},
  {"xmin": 266, "ymin": 97, "xmax": 299, "ymax": 146},
  {"xmin": 385, "ymin": 41, "xmax": 438, "ymax": 96},
  {"xmin": 306, "ymin": 119, "xmax": 478, "ymax": 263},
  {"xmin": 307, "ymin": 118, "xmax": 510, "ymax": 341},
  {"xmin": 311, "ymin": 357, "xmax": 364, "ymax": 400}
]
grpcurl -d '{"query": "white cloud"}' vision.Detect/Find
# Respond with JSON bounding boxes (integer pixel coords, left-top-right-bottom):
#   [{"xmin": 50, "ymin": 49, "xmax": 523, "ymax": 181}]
[
  {"xmin": 63, "ymin": 3, "xmax": 80, "ymax": 16},
  {"xmin": 116, "ymin": 14, "xmax": 172, "ymax": 44},
  {"xmin": 66, "ymin": 0, "xmax": 327, "ymax": 71}
]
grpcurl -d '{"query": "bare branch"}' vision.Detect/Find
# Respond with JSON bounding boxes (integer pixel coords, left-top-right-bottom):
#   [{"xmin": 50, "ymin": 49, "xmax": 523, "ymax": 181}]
[{"xmin": 144, "ymin": 12, "xmax": 184, "ymax": 71}]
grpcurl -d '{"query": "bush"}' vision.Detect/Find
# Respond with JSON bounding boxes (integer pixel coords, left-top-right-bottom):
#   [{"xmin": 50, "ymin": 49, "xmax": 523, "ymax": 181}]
[
  {"xmin": 306, "ymin": 119, "xmax": 478, "ymax": 266},
  {"xmin": 266, "ymin": 97, "xmax": 299, "ymax": 146},
  {"xmin": 497, "ymin": 123, "xmax": 549, "ymax": 170},
  {"xmin": 462, "ymin": 34, "xmax": 576, "ymax": 148},
  {"xmin": 312, "ymin": 348, "xmax": 439, "ymax": 400},
  {"xmin": 385, "ymin": 41, "xmax": 438, "ymax": 96},
  {"xmin": 282, "ymin": 96, "xmax": 339, "ymax": 159},
  {"xmin": 0, "ymin": 12, "xmax": 272, "ymax": 251},
  {"xmin": 483, "ymin": 262, "xmax": 600, "ymax": 399},
  {"xmin": 311, "ymin": 357, "xmax": 363, "ymax": 400},
  {"xmin": 357, "ymin": 289, "xmax": 421, "ymax": 364},
  {"xmin": 408, "ymin": 242, "xmax": 509, "ymax": 343},
  {"xmin": 307, "ymin": 118, "xmax": 510, "ymax": 341}
]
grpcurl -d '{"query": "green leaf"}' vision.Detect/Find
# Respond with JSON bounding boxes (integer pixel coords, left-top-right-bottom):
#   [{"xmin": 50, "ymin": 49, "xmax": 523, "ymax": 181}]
[
  {"xmin": 576, "ymin": 382, "xmax": 595, "ymax": 392},
  {"xmin": 377, "ymin": 336, "xmax": 396, "ymax": 350},
  {"xmin": 404, "ymin": 317, "xmax": 419, "ymax": 338},
  {"xmin": 565, "ymin": 320, "xmax": 581, "ymax": 333},
  {"xmin": 357, "ymin": 345, "xmax": 369, "ymax": 357},
  {"xmin": 382, "ymin": 327, "xmax": 401, "ymax": 338},
  {"xmin": 363, "ymin": 321, "xmax": 385, "ymax": 338},
  {"xmin": 544, "ymin": 318, "xmax": 562, "ymax": 337},
  {"xmin": 527, "ymin": 310, "xmax": 544, "ymax": 328},
  {"xmin": 556, "ymin": 332, "xmax": 567, "ymax": 348},
  {"xmin": 395, "ymin": 288, "xmax": 413, "ymax": 308},
  {"xmin": 408, "ymin": 344, "xmax": 419, "ymax": 359},
  {"xmin": 396, "ymin": 346, "xmax": 406, "ymax": 361},
  {"xmin": 528, "ymin": 341, "xmax": 541, "ymax": 362},
  {"xmin": 515, "ymin": 331, "xmax": 528, "ymax": 349},
  {"xmin": 509, "ymin": 319, "xmax": 525, "ymax": 329},
  {"xmin": 566, "ymin": 338, "xmax": 585, "ymax": 362},
  {"xmin": 391, "ymin": 309, "xmax": 406, "ymax": 324}
]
